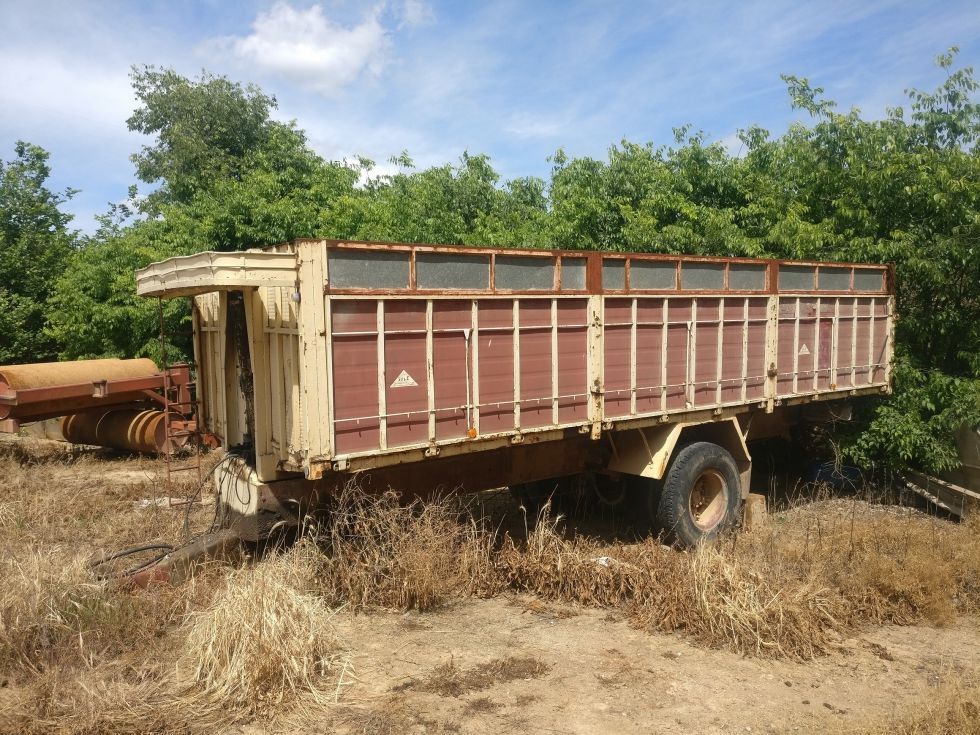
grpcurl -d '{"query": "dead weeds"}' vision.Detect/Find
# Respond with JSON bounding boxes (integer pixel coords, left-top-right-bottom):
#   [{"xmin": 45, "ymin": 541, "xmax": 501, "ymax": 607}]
[
  {"xmin": 309, "ymin": 484, "xmax": 498, "ymax": 611},
  {"xmin": 328, "ymin": 696, "xmax": 462, "ymax": 735},
  {"xmin": 836, "ymin": 672, "xmax": 980, "ymax": 735},
  {"xmin": 496, "ymin": 499, "xmax": 980, "ymax": 660},
  {"xmin": 176, "ymin": 542, "xmax": 351, "ymax": 709},
  {"xmin": 4, "ymin": 436, "xmax": 980, "ymax": 732},
  {"xmin": 402, "ymin": 655, "xmax": 551, "ymax": 697}
]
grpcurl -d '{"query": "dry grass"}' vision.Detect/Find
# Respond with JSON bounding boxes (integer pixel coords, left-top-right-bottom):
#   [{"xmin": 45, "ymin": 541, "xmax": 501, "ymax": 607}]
[
  {"xmin": 0, "ymin": 667, "xmax": 221, "ymax": 735},
  {"xmin": 327, "ymin": 695, "xmax": 463, "ymax": 735},
  {"xmin": 309, "ymin": 484, "xmax": 498, "ymax": 611},
  {"xmin": 176, "ymin": 542, "xmax": 349, "ymax": 709},
  {"xmin": 0, "ymin": 437, "xmax": 209, "ymax": 552},
  {"xmin": 4, "ymin": 436, "xmax": 980, "ymax": 732},
  {"xmin": 0, "ymin": 547, "xmax": 150, "ymax": 673},
  {"xmin": 0, "ymin": 438, "xmax": 219, "ymax": 680},
  {"xmin": 402, "ymin": 655, "xmax": 550, "ymax": 697},
  {"xmin": 0, "ymin": 439, "xmax": 290, "ymax": 733},
  {"xmin": 495, "ymin": 500, "xmax": 980, "ymax": 659},
  {"xmin": 837, "ymin": 674, "xmax": 980, "ymax": 734}
]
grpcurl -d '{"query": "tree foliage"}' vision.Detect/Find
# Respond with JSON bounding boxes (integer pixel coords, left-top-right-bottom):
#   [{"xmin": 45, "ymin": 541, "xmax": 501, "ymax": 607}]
[
  {"xmin": 11, "ymin": 51, "xmax": 980, "ymax": 473},
  {"xmin": 0, "ymin": 142, "xmax": 76, "ymax": 363}
]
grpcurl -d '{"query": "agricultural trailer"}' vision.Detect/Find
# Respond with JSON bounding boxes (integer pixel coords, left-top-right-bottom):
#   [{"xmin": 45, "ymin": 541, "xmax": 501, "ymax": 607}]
[{"xmin": 136, "ymin": 240, "xmax": 894, "ymax": 546}]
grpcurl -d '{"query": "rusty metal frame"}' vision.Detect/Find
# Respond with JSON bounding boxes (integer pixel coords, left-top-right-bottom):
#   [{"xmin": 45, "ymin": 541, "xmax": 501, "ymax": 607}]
[
  {"xmin": 0, "ymin": 367, "xmax": 193, "ymax": 414},
  {"xmin": 0, "ymin": 361, "xmax": 199, "ymax": 443},
  {"xmin": 308, "ymin": 239, "xmax": 890, "ymax": 298}
]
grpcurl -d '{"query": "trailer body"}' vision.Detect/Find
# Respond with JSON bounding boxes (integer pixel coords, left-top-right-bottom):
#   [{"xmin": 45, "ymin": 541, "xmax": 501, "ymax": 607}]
[{"xmin": 137, "ymin": 240, "xmax": 894, "ymax": 540}]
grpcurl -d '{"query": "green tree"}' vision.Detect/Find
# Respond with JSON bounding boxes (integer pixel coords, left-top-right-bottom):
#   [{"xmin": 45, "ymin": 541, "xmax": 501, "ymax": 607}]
[
  {"xmin": 346, "ymin": 152, "xmax": 507, "ymax": 244},
  {"xmin": 0, "ymin": 142, "xmax": 76, "ymax": 364},
  {"xmin": 41, "ymin": 52, "xmax": 980, "ymax": 474},
  {"xmin": 128, "ymin": 66, "xmax": 279, "ymax": 212},
  {"xmin": 47, "ymin": 216, "xmax": 185, "ymax": 361},
  {"xmin": 49, "ymin": 68, "xmax": 360, "ymax": 361}
]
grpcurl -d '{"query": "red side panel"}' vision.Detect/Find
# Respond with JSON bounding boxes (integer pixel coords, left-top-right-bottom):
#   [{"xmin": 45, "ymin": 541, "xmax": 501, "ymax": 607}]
[
  {"xmin": 746, "ymin": 300, "xmax": 767, "ymax": 401},
  {"xmin": 720, "ymin": 303, "xmax": 743, "ymax": 403},
  {"xmin": 817, "ymin": 317, "xmax": 834, "ymax": 390},
  {"xmin": 477, "ymin": 300, "xmax": 515, "ymax": 434},
  {"xmin": 332, "ymin": 301, "xmax": 380, "ymax": 454},
  {"xmin": 854, "ymin": 299, "xmax": 873, "ymax": 386},
  {"xmin": 635, "ymin": 299, "xmax": 664, "ymax": 414},
  {"xmin": 693, "ymin": 298, "xmax": 720, "ymax": 407},
  {"xmin": 603, "ymin": 299, "xmax": 632, "ymax": 418},
  {"xmin": 433, "ymin": 301, "xmax": 471, "ymax": 441},
  {"xmin": 666, "ymin": 299, "xmax": 691, "ymax": 409},
  {"xmin": 519, "ymin": 300, "xmax": 553, "ymax": 429},
  {"xmin": 557, "ymin": 300, "xmax": 588, "ymax": 424},
  {"xmin": 383, "ymin": 301, "xmax": 429, "ymax": 448},
  {"xmin": 836, "ymin": 314, "xmax": 854, "ymax": 388}
]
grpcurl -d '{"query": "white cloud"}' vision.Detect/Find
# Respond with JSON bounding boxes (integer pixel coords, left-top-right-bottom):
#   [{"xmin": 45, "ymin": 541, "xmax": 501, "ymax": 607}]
[
  {"xmin": 280, "ymin": 105, "xmax": 459, "ymax": 178},
  {"xmin": 716, "ymin": 132, "xmax": 746, "ymax": 158},
  {"xmin": 0, "ymin": 52, "xmax": 134, "ymax": 133},
  {"xmin": 399, "ymin": 0, "xmax": 435, "ymax": 29},
  {"xmin": 209, "ymin": 2, "xmax": 390, "ymax": 95},
  {"xmin": 504, "ymin": 112, "xmax": 564, "ymax": 139}
]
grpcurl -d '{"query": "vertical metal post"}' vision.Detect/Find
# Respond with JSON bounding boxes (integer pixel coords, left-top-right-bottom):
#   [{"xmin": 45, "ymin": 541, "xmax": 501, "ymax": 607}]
[
  {"xmin": 587, "ymin": 294, "xmax": 603, "ymax": 439},
  {"xmin": 763, "ymin": 295, "xmax": 779, "ymax": 412}
]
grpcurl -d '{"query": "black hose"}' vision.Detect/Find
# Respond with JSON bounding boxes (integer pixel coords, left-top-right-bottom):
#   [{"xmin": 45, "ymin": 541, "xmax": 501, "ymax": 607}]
[
  {"xmin": 89, "ymin": 543, "xmax": 176, "ymax": 580},
  {"xmin": 94, "ymin": 446, "xmax": 252, "ymax": 582}
]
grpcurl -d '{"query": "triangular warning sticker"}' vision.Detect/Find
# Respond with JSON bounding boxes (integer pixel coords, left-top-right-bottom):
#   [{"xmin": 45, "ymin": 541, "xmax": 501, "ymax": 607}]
[
  {"xmin": 390, "ymin": 370, "xmax": 418, "ymax": 388},
  {"xmin": 799, "ymin": 344, "xmax": 810, "ymax": 356}
]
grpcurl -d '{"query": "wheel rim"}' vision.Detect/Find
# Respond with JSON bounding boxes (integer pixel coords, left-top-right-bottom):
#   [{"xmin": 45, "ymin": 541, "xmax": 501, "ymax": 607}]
[
  {"xmin": 689, "ymin": 469, "xmax": 728, "ymax": 531},
  {"xmin": 594, "ymin": 478, "xmax": 626, "ymax": 506}
]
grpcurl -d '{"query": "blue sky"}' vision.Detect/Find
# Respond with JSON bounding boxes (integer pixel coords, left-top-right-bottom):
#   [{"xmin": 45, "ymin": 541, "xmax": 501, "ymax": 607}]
[{"xmin": 1, "ymin": 0, "xmax": 978, "ymax": 234}]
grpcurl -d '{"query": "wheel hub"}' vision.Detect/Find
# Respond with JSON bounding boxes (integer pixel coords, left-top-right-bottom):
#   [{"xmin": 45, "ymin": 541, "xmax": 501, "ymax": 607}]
[{"xmin": 689, "ymin": 469, "xmax": 728, "ymax": 531}]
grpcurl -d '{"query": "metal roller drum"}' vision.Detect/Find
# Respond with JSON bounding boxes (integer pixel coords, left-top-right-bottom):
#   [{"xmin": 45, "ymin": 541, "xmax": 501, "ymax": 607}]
[
  {"xmin": 0, "ymin": 358, "xmax": 161, "ymax": 421},
  {"xmin": 62, "ymin": 409, "xmax": 188, "ymax": 455}
]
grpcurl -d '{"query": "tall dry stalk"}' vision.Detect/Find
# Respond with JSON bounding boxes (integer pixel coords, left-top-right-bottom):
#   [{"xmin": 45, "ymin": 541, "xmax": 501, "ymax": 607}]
[
  {"xmin": 176, "ymin": 542, "xmax": 349, "ymax": 709},
  {"xmin": 309, "ymin": 484, "xmax": 498, "ymax": 611}
]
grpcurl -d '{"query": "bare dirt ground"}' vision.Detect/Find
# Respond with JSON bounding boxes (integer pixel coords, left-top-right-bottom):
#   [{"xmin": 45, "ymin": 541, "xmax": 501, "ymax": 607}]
[
  {"xmin": 272, "ymin": 601, "xmax": 978, "ymax": 735},
  {"xmin": 2, "ymin": 436, "xmax": 979, "ymax": 734}
]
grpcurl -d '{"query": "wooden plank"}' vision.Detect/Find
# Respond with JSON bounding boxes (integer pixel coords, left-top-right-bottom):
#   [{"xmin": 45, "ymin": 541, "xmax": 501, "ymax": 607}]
[
  {"xmin": 298, "ymin": 241, "xmax": 330, "ymax": 472},
  {"xmin": 245, "ymin": 288, "xmax": 276, "ymax": 481}
]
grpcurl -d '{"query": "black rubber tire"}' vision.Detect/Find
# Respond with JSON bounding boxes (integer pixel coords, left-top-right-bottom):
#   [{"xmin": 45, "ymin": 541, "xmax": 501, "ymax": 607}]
[
  {"xmin": 594, "ymin": 474, "xmax": 628, "ymax": 507},
  {"xmin": 654, "ymin": 442, "xmax": 741, "ymax": 547}
]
